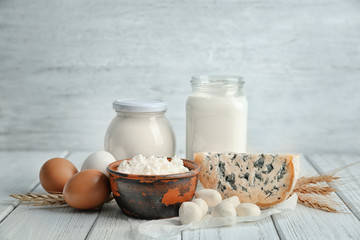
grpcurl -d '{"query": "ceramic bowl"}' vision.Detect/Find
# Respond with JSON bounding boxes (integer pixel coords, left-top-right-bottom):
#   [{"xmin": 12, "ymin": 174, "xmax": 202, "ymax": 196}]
[{"xmin": 107, "ymin": 158, "xmax": 200, "ymax": 219}]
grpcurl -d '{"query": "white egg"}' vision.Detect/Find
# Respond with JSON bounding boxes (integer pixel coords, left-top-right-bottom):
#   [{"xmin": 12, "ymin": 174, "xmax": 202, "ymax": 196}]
[
  {"xmin": 235, "ymin": 203, "xmax": 261, "ymax": 217},
  {"xmin": 81, "ymin": 151, "xmax": 116, "ymax": 176}
]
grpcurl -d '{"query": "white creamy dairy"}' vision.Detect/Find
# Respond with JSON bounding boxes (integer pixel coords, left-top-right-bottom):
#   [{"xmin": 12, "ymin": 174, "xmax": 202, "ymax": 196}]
[
  {"xmin": 186, "ymin": 77, "xmax": 248, "ymax": 159},
  {"xmin": 117, "ymin": 154, "xmax": 189, "ymax": 175},
  {"xmin": 104, "ymin": 99, "xmax": 175, "ymax": 160}
]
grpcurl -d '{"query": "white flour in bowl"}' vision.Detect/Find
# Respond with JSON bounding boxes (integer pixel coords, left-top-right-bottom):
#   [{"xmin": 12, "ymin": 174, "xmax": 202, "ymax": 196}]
[{"xmin": 117, "ymin": 154, "xmax": 189, "ymax": 175}]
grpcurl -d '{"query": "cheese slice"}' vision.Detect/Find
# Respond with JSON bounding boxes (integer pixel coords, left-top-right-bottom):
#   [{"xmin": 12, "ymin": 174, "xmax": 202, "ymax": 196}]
[{"xmin": 194, "ymin": 152, "xmax": 300, "ymax": 208}]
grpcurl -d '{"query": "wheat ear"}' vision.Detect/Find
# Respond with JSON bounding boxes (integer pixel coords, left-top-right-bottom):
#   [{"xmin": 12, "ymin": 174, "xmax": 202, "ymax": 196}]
[
  {"xmin": 10, "ymin": 193, "xmax": 114, "ymax": 207},
  {"xmin": 294, "ymin": 185, "xmax": 336, "ymax": 196},
  {"xmin": 296, "ymin": 175, "xmax": 339, "ymax": 186},
  {"xmin": 297, "ymin": 193, "xmax": 338, "ymax": 213},
  {"xmin": 10, "ymin": 194, "xmax": 67, "ymax": 206}
]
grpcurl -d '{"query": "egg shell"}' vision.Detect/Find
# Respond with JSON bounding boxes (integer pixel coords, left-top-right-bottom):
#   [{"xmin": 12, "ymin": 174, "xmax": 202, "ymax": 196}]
[
  {"xmin": 195, "ymin": 189, "xmax": 222, "ymax": 207},
  {"xmin": 63, "ymin": 169, "xmax": 111, "ymax": 210},
  {"xmin": 235, "ymin": 203, "xmax": 261, "ymax": 217},
  {"xmin": 179, "ymin": 201, "xmax": 203, "ymax": 225},
  {"xmin": 211, "ymin": 201, "xmax": 236, "ymax": 217},
  {"xmin": 81, "ymin": 151, "xmax": 116, "ymax": 176},
  {"xmin": 39, "ymin": 158, "xmax": 78, "ymax": 194}
]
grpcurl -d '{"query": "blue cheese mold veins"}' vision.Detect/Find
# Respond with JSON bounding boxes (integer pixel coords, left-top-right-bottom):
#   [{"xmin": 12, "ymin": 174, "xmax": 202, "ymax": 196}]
[{"xmin": 194, "ymin": 152, "xmax": 300, "ymax": 208}]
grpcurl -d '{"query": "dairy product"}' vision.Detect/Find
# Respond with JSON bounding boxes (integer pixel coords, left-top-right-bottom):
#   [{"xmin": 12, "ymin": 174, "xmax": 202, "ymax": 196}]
[
  {"xmin": 211, "ymin": 201, "xmax": 236, "ymax": 218},
  {"xmin": 222, "ymin": 196, "xmax": 241, "ymax": 207},
  {"xmin": 194, "ymin": 152, "xmax": 300, "ymax": 208},
  {"xmin": 186, "ymin": 76, "xmax": 247, "ymax": 160},
  {"xmin": 104, "ymin": 99, "xmax": 175, "ymax": 160},
  {"xmin": 236, "ymin": 203, "xmax": 261, "ymax": 216},
  {"xmin": 194, "ymin": 188, "xmax": 222, "ymax": 207},
  {"xmin": 117, "ymin": 154, "xmax": 189, "ymax": 175},
  {"xmin": 192, "ymin": 198, "xmax": 208, "ymax": 217},
  {"xmin": 179, "ymin": 202, "xmax": 203, "ymax": 224}
]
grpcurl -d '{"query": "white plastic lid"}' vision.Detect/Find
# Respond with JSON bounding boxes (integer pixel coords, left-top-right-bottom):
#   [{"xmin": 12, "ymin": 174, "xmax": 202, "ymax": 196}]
[{"xmin": 113, "ymin": 99, "xmax": 168, "ymax": 112}]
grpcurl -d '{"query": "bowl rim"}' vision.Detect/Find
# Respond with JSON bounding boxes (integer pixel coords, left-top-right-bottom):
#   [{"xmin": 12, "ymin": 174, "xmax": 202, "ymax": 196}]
[{"xmin": 106, "ymin": 158, "xmax": 201, "ymax": 180}]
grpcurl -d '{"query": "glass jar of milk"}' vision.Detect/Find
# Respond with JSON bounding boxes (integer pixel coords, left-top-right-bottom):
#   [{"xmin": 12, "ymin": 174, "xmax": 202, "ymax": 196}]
[
  {"xmin": 104, "ymin": 99, "xmax": 176, "ymax": 160},
  {"xmin": 186, "ymin": 76, "xmax": 248, "ymax": 160}
]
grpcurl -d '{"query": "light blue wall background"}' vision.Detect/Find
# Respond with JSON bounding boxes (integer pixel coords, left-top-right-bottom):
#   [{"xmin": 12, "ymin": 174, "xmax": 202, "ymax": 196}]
[{"xmin": 1, "ymin": 0, "xmax": 360, "ymax": 155}]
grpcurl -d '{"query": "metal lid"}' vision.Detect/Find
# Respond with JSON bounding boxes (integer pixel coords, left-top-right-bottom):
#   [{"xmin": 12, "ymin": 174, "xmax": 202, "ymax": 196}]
[
  {"xmin": 112, "ymin": 99, "xmax": 168, "ymax": 112},
  {"xmin": 191, "ymin": 75, "xmax": 244, "ymax": 86}
]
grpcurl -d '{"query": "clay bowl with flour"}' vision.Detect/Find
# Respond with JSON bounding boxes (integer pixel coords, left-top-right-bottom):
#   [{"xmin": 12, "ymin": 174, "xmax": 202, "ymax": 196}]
[{"xmin": 107, "ymin": 158, "xmax": 200, "ymax": 219}]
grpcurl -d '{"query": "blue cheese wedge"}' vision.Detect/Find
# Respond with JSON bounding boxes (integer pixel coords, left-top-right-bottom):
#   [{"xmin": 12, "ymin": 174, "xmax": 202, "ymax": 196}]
[{"xmin": 194, "ymin": 152, "xmax": 300, "ymax": 208}]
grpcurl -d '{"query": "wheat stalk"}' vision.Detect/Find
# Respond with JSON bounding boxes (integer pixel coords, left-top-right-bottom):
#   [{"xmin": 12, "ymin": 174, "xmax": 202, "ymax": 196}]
[
  {"xmin": 10, "ymin": 193, "xmax": 114, "ymax": 207},
  {"xmin": 297, "ymin": 193, "xmax": 338, "ymax": 213},
  {"xmin": 10, "ymin": 194, "xmax": 67, "ymax": 206},
  {"xmin": 296, "ymin": 175, "xmax": 339, "ymax": 186},
  {"xmin": 294, "ymin": 174, "xmax": 342, "ymax": 212},
  {"xmin": 294, "ymin": 185, "xmax": 336, "ymax": 196}
]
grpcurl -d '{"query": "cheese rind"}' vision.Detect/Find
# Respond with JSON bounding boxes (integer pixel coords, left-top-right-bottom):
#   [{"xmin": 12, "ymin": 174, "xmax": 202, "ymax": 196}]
[{"xmin": 194, "ymin": 152, "xmax": 300, "ymax": 208}]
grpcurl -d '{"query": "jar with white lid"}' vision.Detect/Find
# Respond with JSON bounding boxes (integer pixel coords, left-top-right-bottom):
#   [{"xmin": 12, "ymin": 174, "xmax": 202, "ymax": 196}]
[
  {"xmin": 186, "ymin": 76, "xmax": 248, "ymax": 160},
  {"xmin": 104, "ymin": 99, "xmax": 176, "ymax": 160}
]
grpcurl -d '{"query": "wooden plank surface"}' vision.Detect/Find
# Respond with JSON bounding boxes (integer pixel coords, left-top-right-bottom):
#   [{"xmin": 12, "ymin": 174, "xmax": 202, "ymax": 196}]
[
  {"xmin": 272, "ymin": 155, "xmax": 360, "ymax": 239},
  {"xmin": 307, "ymin": 154, "xmax": 360, "ymax": 221},
  {"xmin": 0, "ymin": 151, "xmax": 180, "ymax": 240},
  {"xmin": 0, "ymin": 152, "xmax": 100, "ymax": 240},
  {"xmin": 86, "ymin": 200, "xmax": 180, "ymax": 240},
  {"xmin": 90, "ymin": 185, "xmax": 278, "ymax": 240},
  {"xmin": 1, "ymin": 152, "xmax": 360, "ymax": 240},
  {"xmin": 0, "ymin": 151, "xmax": 68, "ymax": 222},
  {"xmin": 182, "ymin": 217, "xmax": 279, "ymax": 240}
]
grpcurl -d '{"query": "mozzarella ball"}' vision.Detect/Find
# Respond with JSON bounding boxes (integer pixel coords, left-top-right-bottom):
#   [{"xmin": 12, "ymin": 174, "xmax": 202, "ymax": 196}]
[
  {"xmin": 211, "ymin": 201, "xmax": 236, "ymax": 217},
  {"xmin": 179, "ymin": 202, "xmax": 203, "ymax": 225},
  {"xmin": 236, "ymin": 203, "xmax": 261, "ymax": 217},
  {"xmin": 195, "ymin": 189, "xmax": 222, "ymax": 207},
  {"xmin": 81, "ymin": 151, "xmax": 116, "ymax": 176},
  {"xmin": 192, "ymin": 198, "xmax": 208, "ymax": 218},
  {"xmin": 222, "ymin": 196, "xmax": 240, "ymax": 207}
]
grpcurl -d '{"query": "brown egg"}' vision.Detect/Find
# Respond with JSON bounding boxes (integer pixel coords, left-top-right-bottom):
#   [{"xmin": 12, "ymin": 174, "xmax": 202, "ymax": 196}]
[
  {"xmin": 39, "ymin": 158, "xmax": 78, "ymax": 193},
  {"xmin": 63, "ymin": 169, "xmax": 111, "ymax": 210}
]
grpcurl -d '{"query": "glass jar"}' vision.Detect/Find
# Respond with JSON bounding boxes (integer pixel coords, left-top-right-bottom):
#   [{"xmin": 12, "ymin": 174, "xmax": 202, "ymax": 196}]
[
  {"xmin": 186, "ymin": 76, "xmax": 248, "ymax": 160},
  {"xmin": 104, "ymin": 99, "xmax": 176, "ymax": 160}
]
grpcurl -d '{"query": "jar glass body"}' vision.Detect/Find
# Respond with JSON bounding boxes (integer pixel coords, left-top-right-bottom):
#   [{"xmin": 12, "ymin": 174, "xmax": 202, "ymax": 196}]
[
  {"xmin": 186, "ymin": 76, "xmax": 248, "ymax": 160},
  {"xmin": 104, "ymin": 111, "xmax": 176, "ymax": 160}
]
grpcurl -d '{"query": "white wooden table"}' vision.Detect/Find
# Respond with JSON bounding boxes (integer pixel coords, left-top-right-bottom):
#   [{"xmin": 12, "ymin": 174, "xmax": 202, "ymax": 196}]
[{"xmin": 0, "ymin": 151, "xmax": 359, "ymax": 240}]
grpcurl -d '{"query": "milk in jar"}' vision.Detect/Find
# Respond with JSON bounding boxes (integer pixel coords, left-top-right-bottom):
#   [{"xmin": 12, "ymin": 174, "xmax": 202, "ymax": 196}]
[
  {"xmin": 104, "ymin": 99, "xmax": 176, "ymax": 160},
  {"xmin": 186, "ymin": 76, "xmax": 248, "ymax": 160}
]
